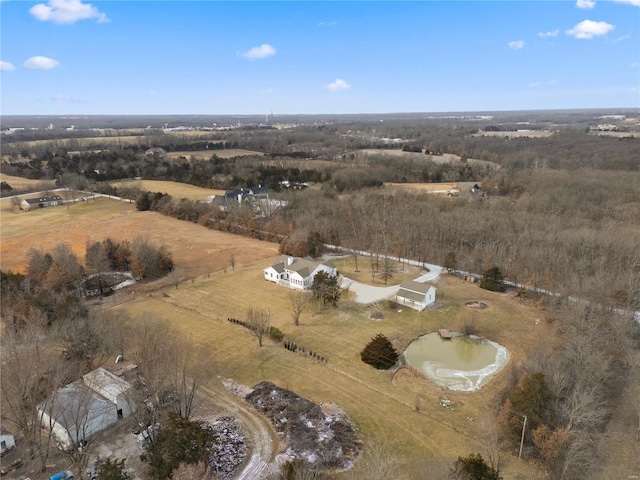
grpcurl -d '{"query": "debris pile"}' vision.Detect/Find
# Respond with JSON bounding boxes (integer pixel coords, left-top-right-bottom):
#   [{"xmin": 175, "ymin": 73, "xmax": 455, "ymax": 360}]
[
  {"xmin": 208, "ymin": 417, "xmax": 248, "ymax": 478},
  {"xmin": 245, "ymin": 381, "xmax": 360, "ymax": 470}
]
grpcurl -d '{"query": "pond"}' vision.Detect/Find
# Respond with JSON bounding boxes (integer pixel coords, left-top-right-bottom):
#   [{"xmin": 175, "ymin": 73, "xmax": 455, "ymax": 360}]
[{"xmin": 403, "ymin": 332, "xmax": 509, "ymax": 392}]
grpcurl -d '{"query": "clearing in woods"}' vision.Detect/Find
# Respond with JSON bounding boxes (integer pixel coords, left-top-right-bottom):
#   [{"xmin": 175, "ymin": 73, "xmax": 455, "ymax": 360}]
[
  {"xmin": 1, "ymin": 195, "xmax": 550, "ymax": 477},
  {"xmin": 0, "ymin": 173, "xmax": 56, "ymax": 191},
  {"xmin": 110, "ymin": 179, "xmax": 225, "ymax": 199},
  {"xmin": 166, "ymin": 149, "xmax": 264, "ymax": 160}
]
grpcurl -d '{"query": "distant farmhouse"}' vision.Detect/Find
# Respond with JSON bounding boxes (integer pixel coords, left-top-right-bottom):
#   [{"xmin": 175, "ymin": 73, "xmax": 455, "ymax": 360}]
[
  {"xmin": 264, "ymin": 255, "xmax": 337, "ymax": 290},
  {"xmin": 395, "ymin": 280, "xmax": 436, "ymax": 311},
  {"xmin": 37, "ymin": 367, "xmax": 135, "ymax": 450},
  {"xmin": 20, "ymin": 194, "xmax": 63, "ymax": 211},
  {"xmin": 208, "ymin": 186, "xmax": 286, "ymax": 216}
]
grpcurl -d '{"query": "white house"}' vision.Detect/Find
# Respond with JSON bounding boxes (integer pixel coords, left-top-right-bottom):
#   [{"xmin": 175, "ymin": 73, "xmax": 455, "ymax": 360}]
[
  {"xmin": 395, "ymin": 280, "xmax": 436, "ymax": 311},
  {"xmin": 264, "ymin": 255, "xmax": 337, "ymax": 290},
  {"xmin": 37, "ymin": 368, "xmax": 135, "ymax": 450},
  {"xmin": 0, "ymin": 427, "xmax": 15, "ymax": 455},
  {"xmin": 20, "ymin": 194, "xmax": 63, "ymax": 211}
]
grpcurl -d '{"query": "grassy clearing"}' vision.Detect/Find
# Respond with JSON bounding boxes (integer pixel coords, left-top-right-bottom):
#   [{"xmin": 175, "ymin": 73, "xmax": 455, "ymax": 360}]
[
  {"xmin": 383, "ymin": 182, "xmax": 460, "ymax": 194},
  {"xmin": 0, "ymin": 173, "xmax": 55, "ymax": 191},
  {"xmin": 110, "ymin": 179, "xmax": 225, "ymax": 199},
  {"xmin": 108, "ymin": 255, "xmax": 553, "ymax": 477},
  {"xmin": 0, "ymin": 197, "xmax": 277, "ymax": 275},
  {"xmin": 2, "ymin": 198, "xmax": 551, "ymax": 476},
  {"xmin": 327, "ymin": 255, "xmax": 426, "ymax": 286},
  {"xmin": 166, "ymin": 149, "xmax": 264, "ymax": 160}
]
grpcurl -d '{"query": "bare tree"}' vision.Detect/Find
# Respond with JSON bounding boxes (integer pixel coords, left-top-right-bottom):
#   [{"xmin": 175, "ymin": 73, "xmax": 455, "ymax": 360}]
[
  {"xmin": 168, "ymin": 268, "xmax": 184, "ymax": 289},
  {"xmin": 348, "ymin": 440, "xmax": 401, "ymax": 480},
  {"xmin": 229, "ymin": 253, "xmax": 236, "ymax": 272},
  {"xmin": 246, "ymin": 307, "xmax": 271, "ymax": 347},
  {"xmin": 289, "ymin": 291, "xmax": 311, "ymax": 326}
]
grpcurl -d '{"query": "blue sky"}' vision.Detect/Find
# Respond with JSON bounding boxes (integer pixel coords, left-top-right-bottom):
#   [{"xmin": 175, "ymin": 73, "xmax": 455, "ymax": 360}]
[{"xmin": 1, "ymin": 0, "xmax": 639, "ymax": 115}]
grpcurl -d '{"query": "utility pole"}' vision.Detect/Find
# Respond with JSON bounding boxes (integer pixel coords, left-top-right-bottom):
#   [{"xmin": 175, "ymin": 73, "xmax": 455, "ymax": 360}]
[{"xmin": 519, "ymin": 415, "xmax": 527, "ymax": 459}]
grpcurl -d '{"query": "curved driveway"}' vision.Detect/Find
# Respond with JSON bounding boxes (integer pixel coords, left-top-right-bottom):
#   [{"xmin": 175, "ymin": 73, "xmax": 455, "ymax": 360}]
[{"xmin": 340, "ymin": 261, "xmax": 442, "ymax": 305}]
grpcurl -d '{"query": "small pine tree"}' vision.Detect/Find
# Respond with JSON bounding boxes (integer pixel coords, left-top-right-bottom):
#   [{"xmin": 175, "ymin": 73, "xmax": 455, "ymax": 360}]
[
  {"xmin": 479, "ymin": 267, "xmax": 506, "ymax": 292},
  {"xmin": 360, "ymin": 333, "xmax": 398, "ymax": 370},
  {"xmin": 452, "ymin": 453, "xmax": 502, "ymax": 480}
]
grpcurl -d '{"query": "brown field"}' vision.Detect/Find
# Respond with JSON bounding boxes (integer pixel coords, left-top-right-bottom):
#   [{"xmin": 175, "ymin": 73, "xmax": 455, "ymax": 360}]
[
  {"xmin": 355, "ymin": 149, "xmax": 497, "ymax": 168},
  {"xmin": 108, "ymin": 259, "xmax": 552, "ymax": 478},
  {"xmin": 167, "ymin": 149, "xmax": 264, "ymax": 160},
  {"xmin": 0, "ymin": 173, "xmax": 55, "ymax": 191},
  {"xmin": 110, "ymin": 179, "xmax": 225, "ymax": 199},
  {"xmin": 1, "ymin": 197, "xmax": 551, "ymax": 477},
  {"xmin": 0, "ymin": 197, "xmax": 277, "ymax": 275},
  {"xmin": 471, "ymin": 131, "xmax": 555, "ymax": 138},
  {"xmin": 384, "ymin": 182, "xmax": 460, "ymax": 194},
  {"xmin": 261, "ymin": 158, "xmax": 342, "ymax": 170}
]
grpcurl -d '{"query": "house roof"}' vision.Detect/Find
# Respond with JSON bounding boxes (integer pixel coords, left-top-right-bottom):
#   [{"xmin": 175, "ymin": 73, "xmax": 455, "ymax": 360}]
[
  {"xmin": 396, "ymin": 288, "xmax": 429, "ymax": 303},
  {"xmin": 83, "ymin": 367, "xmax": 132, "ymax": 404},
  {"xmin": 267, "ymin": 255, "xmax": 333, "ymax": 279},
  {"xmin": 398, "ymin": 280, "xmax": 433, "ymax": 295},
  {"xmin": 24, "ymin": 195, "xmax": 63, "ymax": 204},
  {"xmin": 38, "ymin": 381, "xmax": 113, "ymax": 440}
]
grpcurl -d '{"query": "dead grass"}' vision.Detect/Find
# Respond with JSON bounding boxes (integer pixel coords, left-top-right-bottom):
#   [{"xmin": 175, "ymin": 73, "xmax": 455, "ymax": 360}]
[
  {"xmin": 106, "ymin": 259, "xmax": 553, "ymax": 477},
  {"xmin": 1, "ymin": 199, "xmax": 551, "ymax": 477},
  {"xmin": 110, "ymin": 179, "xmax": 225, "ymax": 199},
  {"xmin": 166, "ymin": 149, "xmax": 264, "ymax": 160},
  {"xmin": 0, "ymin": 173, "xmax": 55, "ymax": 191},
  {"xmin": 0, "ymin": 197, "xmax": 277, "ymax": 275},
  {"xmin": 384, "ymin": 182, "xmax": 460, "ymax": 194},
  {"xmin": 327, "ymin": 255, "xmax": 426, "ymax": 286}
]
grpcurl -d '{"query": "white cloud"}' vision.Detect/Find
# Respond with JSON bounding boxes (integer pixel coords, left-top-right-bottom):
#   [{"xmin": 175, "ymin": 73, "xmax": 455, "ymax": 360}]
[
  {"xmin": 615, "ymin": 0, "xmax": 640, "ymax": 6},
  {"xmin": 0, "ymin": 60, "xmax": 15, "ymax": 71},
  {"xmin": 538, "ymin": 29, "xmax": 559, "ymax": 38},
  {"xmin": 318, "ymin": 21, "xmax": 337, "ymax": 27},
  {"xmin": 29, "ymin": 0, "xmax": 109, "ymax": 24},
  {"xmin": 324, "ymin": 78, "xmax": 351, "ymax": 91},
  {"xmin": 508, "ymin": 40, "xmax": 525, "ymax": 50},
  {"xmin": 576, "ymin": 0, "xmax": 596, "ymax": 9},
  {"xmin": 566, "ymin": 19, "xmax": 614, "ymax": 38},
  {"xmin": 529, "ymin": 79, "xmax": 557, "ymax": 88},
  {"xmin": 24, "ymin": 56, "xmax": 60, "ymax": 69},
  {"xmin": 240, "ymin": 44, "xmax": 276, "ymax": 60}
]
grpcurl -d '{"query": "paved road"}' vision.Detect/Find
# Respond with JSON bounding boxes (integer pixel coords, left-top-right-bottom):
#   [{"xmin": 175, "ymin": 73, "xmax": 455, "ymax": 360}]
[{"xmin": 336, "ymin": 257, "xmax": 443, "ymax": 305}]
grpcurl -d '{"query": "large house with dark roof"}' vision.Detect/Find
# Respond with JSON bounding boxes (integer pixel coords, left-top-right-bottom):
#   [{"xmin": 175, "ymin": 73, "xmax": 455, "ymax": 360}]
[
  {"xmin": 20, "ymin": 194, "xmax": 63, "ymax": 211},
  {"xmin": 264, "ymin": 255, "xmax": 337, "ymax": 290},
  {"xmin": 395, "ymin": 280, "xmax": 436, "ymax": 311}
]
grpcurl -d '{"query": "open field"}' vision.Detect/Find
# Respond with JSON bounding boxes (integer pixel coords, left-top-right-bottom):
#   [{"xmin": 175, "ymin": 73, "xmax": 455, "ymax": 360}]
[
  {"xmin": 166, "ymin": 149, "xmax": 264, "ymax": 160},
  {"xmin": 0, "ymin": 195, "xmax": 552, "ymax": 477},
  {"xmin": 471, "ymin": 130, "xmax": 555, "ymax": 138},
  {"xmin": 0, "ymin": 173, "xmax": 55, "ymax": 191},
  {"xmin": 106, "ymin": 260, "xmax": 552, "ymax": 478},
  {"xmin": 355, "ymin": 149, "xmax": 498, "ymax": 168},
  {"xmin": 110, "ymin": 179, "xmax": 225, "ymax": 199},
  {"xmin": 0, "ymin": 197, "xmax": 277, "ymax": 275}
]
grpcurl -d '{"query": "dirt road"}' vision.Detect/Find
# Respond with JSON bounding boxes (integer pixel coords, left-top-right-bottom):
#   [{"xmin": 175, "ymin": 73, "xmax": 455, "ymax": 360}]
[{"xmin": 198, "ymin": 383, "xmax": 280, "ymax": 480}]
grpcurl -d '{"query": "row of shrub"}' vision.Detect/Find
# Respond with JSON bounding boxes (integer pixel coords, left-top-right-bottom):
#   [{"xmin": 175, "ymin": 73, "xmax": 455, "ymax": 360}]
[
  {"xmin": 226, "ymin": 317, "xmax": 284, "ymax": 342},
  {"xmin": 283, "ymin": 340, "xmax": 328, "ymax": 363}
]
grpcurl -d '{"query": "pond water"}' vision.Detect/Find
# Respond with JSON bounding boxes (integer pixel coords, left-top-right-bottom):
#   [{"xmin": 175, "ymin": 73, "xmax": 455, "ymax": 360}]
[{"xmin": 403, "ymin": 332, "xmax": 509, "ymax": 392}]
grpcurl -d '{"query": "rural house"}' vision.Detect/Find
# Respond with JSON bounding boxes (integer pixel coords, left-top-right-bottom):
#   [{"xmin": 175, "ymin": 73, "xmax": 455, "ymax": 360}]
[
  {"xmin": 264, "ymin": 255, "xmax": 337, "ymax": 290},
  {"xmin": 20, "ymin": 194, "xmax": 63, "ymax": 211},
  {"xmin": 37, "ymin": 367, "xmax": 135, "ymax": 450},
  {"xmin": 395, "ymin": 280, "xmax": 436, "ymax": 311}
]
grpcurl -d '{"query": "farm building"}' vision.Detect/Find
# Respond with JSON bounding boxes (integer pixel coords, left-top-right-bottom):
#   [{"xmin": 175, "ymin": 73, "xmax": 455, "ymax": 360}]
[
  {"xmin": 37, "ymin": 368, "xmax": 135, "ymax": 450},
  {"xmin": 20, "ymin": 194, "xmax": 63, "ymax": 211},
  {"xmin": 395, "ymin": 280, "xmax": 436, "ymax": 311},
  {"xmin": 264, "ymin": 255, "xmax": 337, "ymax": 290},
  {"xmin": 0, "ymin": 427, "xmax": 15, "ymax": 455}
]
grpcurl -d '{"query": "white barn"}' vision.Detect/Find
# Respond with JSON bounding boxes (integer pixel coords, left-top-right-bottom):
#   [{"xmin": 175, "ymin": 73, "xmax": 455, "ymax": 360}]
[
  {"xmin": 37, "ymin": 368, "xmax": 135, "ymax": 450},
  {"xmin": 395, "ymin": 280, "xmax": 436, "ymax": 311},
  {"xmin": 264, "ymin": 256, "xmax": 337, "ymax": 290}
]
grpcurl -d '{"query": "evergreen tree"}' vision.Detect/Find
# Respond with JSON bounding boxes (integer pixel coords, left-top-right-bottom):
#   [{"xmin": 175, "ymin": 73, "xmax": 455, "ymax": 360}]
[
  {"xmin": 479, "ymin": 267, "xmax": 506, "ymax": 292},
  {"xmin": 452, "ymin": 453, "xmax": 502, "ymax": 480},
  {"xmin": 97, "ymin": 458, "xmax": 131, "ymax": 480},
  {"xmin": 360, "ymin": 334, "xmax": 398, "ymax": 370}
]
